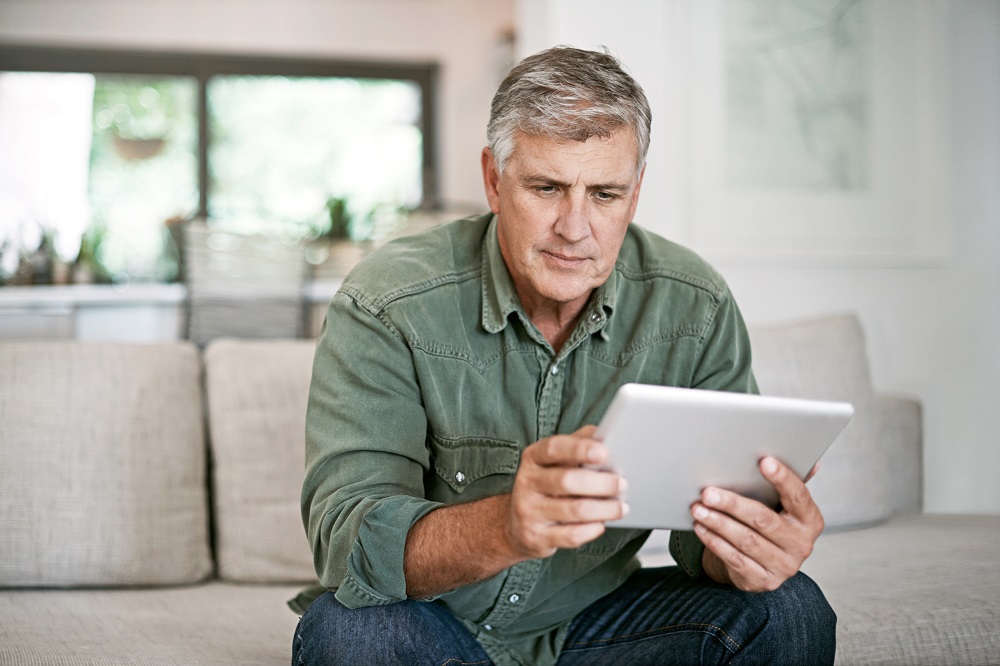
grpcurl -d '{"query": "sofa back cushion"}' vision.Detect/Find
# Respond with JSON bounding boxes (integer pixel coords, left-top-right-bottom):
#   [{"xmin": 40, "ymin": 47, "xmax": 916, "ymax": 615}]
[
  {"xmin": 205, "ymin": 339, "xmax": 318, "ymax": 583},
  {"xmin": 0, "ymin": 342, "xmax": 213, "ymax": 587},
  {"xmin": 749, "ymin": 313, "xmax": 889, "ymax": 528}
]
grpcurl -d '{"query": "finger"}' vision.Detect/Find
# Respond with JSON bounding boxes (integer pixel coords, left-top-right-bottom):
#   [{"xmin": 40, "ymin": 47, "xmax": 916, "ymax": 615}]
[
  {"xmin": 692, "ymin": 500, "xmax": 792, "ymax": 570},
  {"xmin": 536, "ymin": 496, "xmax": 629, "ymax": 524},
  {"xmin": 545, "ymin": 522, "xmax": 607, "ymax": 549},
  {"xmin": 527, "ymin": 434, "xmax": 606, "ymax": 467},
  {"xmin": 759, "ymin": 457, "xmax": 823, "ymax": 531},
  {"xmin": 700, "ymin": 486, "xmax": 786, "ymax": 540},
  {"xmin": 697, "ymin": 486, "xmax": 813, "ymax": 562},
  {"xmin": 692, "ymin": 521, "xmax": 780, "ymax": 592},
  {"xmin": 803, "ymin": 460, "xmax": 821, "ymax": 484},
  {"xmin": 533, "ymin": 466, "xmax": 625, "ymax": 498}
]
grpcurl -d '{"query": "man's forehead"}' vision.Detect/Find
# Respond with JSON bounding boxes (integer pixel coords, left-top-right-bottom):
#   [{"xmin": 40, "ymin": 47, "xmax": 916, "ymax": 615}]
[{"xmin": 508, "ymin": 130, "xmax": 640, "ymax": 180}]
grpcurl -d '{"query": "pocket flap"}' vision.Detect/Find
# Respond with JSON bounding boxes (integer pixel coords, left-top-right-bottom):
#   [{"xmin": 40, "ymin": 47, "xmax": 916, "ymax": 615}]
[{"xmin": 431, "ymin": 435, "xmax": 519, "ymax": 493}]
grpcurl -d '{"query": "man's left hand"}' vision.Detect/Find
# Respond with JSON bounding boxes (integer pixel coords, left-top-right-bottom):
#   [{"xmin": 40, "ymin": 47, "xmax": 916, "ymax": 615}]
[{"xmin": 691, "ymin": 456, "xmax": 824, "ymax": 592}]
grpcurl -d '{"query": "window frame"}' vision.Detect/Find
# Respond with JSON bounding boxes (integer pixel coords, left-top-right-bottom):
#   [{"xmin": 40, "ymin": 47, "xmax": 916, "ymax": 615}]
[{"xmin": 0, "ymin": 43, "xmax": 440, "ymax": 219}]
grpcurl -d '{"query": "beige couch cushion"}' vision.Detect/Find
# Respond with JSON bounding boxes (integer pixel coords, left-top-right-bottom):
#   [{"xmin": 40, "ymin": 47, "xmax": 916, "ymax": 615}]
[
  {"xmin": 749, "ymin": 313, "xmax": 889, "ymax": 528},
  {"xmin": 750, "ymin": 314, "xmax": 891, "ymax": 527},
  {"xmin": 0, "ymin": 581, "xmax": 303, "ymax": 665},
  {"xmin": 205, "ymin": 339, "xmax": 317, "ymax": 583},
  {"xmin": 0, "ymin": 342, "xmax": 212, "ymax": 587}
]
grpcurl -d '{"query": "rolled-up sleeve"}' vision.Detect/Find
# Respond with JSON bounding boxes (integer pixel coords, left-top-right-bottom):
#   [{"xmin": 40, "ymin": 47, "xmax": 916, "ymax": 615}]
[{"xmin": 302, "ymin": 291, "xmax": 442, "ymax": 607}]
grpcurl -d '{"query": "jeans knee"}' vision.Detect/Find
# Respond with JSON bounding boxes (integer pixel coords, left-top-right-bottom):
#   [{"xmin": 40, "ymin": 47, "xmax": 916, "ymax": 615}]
[
  {"xmin": 753, "ymin": 572, "xmax": 837, "ymax": 664},
  {"xmin": 292, "ymin": 592, "xmax": 486, "ymax": 666},
  {"xmin": 781, "ymin": 572, "xmax": 837, "ymax": 637}
]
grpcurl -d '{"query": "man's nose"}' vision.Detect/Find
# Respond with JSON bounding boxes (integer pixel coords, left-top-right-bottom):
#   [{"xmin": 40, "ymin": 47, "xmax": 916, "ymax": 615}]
[{"xmin": 553, "ymin": 192, "xmax": 590, "ymax": 243}]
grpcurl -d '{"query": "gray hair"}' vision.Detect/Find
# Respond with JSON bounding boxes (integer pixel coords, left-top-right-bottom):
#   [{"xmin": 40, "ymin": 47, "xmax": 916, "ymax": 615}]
[{"xmin": 487, "ymin": 46, "xmax": 651, "ymax": 175}]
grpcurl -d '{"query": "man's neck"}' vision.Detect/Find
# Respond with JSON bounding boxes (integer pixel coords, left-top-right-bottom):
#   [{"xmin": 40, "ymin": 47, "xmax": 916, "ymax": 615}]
[{"xmin": 520, "ymin": 292, "xmax": 591, "ymax": 354}]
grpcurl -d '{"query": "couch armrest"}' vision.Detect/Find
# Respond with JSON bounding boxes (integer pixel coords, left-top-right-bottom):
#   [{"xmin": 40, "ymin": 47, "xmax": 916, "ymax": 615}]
[{"xmin": 878, "ymin": 393, "xmax": 923, "ymax": 513}]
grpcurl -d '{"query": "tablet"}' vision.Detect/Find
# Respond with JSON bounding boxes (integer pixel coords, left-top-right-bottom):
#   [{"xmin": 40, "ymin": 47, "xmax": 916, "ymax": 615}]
[{"xmin": 594, "ymin": 383, "xmax": 853, "ymax": 530}]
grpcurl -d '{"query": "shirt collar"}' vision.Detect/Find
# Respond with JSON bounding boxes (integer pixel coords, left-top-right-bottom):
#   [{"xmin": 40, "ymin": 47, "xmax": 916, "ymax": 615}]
[
  {"xmin": 480, "ymin": 215, "xmax": 619, "ymax": 338},
  {"xmin": 481, "ymin": 215, "xmax": 522, "ymax": 334}
]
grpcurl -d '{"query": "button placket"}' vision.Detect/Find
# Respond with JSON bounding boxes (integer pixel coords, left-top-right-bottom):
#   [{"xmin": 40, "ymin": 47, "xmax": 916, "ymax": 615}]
[{"xmin": 480, "ymin": 558, "xmax": 542, "ymax": 626}]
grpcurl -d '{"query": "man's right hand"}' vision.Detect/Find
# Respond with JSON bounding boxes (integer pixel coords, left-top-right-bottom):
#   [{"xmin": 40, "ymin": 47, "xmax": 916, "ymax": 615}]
[
  {"xmin": 504, "ymin": 425, "xmax": 629, "ymax": 559},
  {"xmin": 403, "ymin": 425, "xmax": 627, "ymax": 598}
]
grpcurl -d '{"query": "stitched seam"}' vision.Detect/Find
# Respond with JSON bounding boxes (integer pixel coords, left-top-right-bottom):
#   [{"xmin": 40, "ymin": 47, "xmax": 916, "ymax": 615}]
[
  {"xmin": 434, "ymin": 462, "xmax": 517, "ymax": 489},
  {"xmin": 693, "ymin": 294, "xmax": 723, "ymax": 362},
  {"xmin": 588, "ymin": 328, "xmax": 704, "ymax": 367},
  {"xmin": 430, "ymin": 434, "xmax": 519, "ymax": 450},
  {"xmin": 342, "ymin": 574, "xmax": 392, "ymax": 605},
  {"xmin": 617, "ymin": 267, "xmax": 725, "ymax": 299},
  {"xmin": 672, "ymin": 531, "xmax": 698, "ymax": 578},
  {"xmin": 341, "ymin": 267, "xmax": 482, "ymax": 313},
  {"xmin": 565, "ymin": 622, "xmax": 742, "ymax": 653},
  {"xmin": 440, "ymin": 660, "xmax": 491, "ymax": 666},
  {"xmin": 410, "ymin": 337, "xmax": 533, "ymax": 371}
]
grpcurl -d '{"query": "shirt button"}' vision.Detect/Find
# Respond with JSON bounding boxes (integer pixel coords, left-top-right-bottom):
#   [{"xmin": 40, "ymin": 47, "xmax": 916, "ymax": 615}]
[
  {"xmin": 590, "ymin": 312, "xmax": 603, "ymax": 324},
  {"xmin": 455, "ymin": 471, "xmax": 466, "ymax": 484},
  {"xmin": 483, "ymin": 624, "xmax": 493, "ymax": 631},
  {"xmin": 550, "ymin": 364, "xmax": 559, "ymax": 375},
  {"xmin": 508, "ymin": 593, "xmax": 520, "ymax": 604}
]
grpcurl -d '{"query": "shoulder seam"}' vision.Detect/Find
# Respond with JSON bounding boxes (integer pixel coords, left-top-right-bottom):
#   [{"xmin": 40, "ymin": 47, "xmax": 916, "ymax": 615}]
[
  {"xmin": 616, "ymin": 265, "xmax": 726, "ymax": 301},
  {"xmin": 340, "ymin": 266, "xmax": 483, "ymax": 314}
]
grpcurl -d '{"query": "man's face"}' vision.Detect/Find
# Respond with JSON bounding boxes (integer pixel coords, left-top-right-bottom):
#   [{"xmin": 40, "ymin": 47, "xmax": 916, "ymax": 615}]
[{"xmin": 481, "ymin": 129, "xmax": 645, "ymax": 314}]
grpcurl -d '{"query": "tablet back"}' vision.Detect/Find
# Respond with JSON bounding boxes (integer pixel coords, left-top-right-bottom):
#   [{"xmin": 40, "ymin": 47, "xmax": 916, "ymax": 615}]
[{"xmin": 595, "ymin": 383, "xmax": 853, "ymax": 530}]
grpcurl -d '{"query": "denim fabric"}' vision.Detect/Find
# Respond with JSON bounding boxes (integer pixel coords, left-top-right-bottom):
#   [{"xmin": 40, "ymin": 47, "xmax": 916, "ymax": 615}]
[
  {"xmin": 298, "ymin": 214, "xmax": 759, "ymax": 665},
  {"xmin": 291, "ymin": 568, "xmax": 836, "ymax": 665}
]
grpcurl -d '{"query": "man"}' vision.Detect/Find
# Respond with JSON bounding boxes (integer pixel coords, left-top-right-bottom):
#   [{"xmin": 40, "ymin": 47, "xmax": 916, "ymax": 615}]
[{"xmin": 292, "ymin": 46, "xmax": 835, "ymax": 665}]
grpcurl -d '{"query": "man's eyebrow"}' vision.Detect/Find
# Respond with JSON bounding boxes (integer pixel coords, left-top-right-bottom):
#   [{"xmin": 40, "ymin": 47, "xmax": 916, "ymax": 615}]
[
  {"xmin": 519, "ymin": 174, "xmax": 631, "ymax": 192},
  {"xmin": 589, "ymin": 182, "xmax": 631, "ymax": 193},
  {"xmin": 520, "ymin": 173, "xmax": 567, "ymax": 186}
]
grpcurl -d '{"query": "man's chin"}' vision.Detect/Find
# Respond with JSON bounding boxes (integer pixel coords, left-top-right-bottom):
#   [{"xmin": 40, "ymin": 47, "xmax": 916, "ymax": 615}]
[{"xmin": 533, "ymin": 278, "xmax": 598, "ymax": 307}]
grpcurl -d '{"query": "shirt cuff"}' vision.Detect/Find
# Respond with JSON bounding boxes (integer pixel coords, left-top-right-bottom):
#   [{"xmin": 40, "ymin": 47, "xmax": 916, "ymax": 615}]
[
  {"xmin": 669, "ymin": 529, "xmax": 706, "ymax": 578},
  {"xmin": 334, "ymin": 495, "xmax": 443, "ymax": 608}
]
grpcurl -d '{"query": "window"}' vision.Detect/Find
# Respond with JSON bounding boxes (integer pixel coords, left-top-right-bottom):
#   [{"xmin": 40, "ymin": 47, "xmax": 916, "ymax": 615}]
[{"xmin": 0, "ymin": 46, "xmax": 438, "ymax": 284}]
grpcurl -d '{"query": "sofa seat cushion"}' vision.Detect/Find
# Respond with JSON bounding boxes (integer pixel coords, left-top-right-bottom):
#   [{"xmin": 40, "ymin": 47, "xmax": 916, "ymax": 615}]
[
  {"xmin": 204, "ymin": 339, "xmax": 318, "ymax": 583},
  {"xmin": 805, "ymin": 513, "xmax": 1000, "ymax": 666},
  {"xmin": 0, "ymin": 582, "xmax": 303, "ymax": 665},
  {"xmin": 0, "ymin": 342, "xmax": 212, "ymax": 587}
]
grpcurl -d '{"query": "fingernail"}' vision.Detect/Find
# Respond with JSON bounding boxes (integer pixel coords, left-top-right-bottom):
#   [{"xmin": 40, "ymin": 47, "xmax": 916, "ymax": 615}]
[
  {"xmin": 762, "ymin": 457, "xmax": 778, "ymax": 475},
  {"xmin": 619, "ymin": 477, "xmax": 629, "ymax": 493},
  {"xmin": 704, "ymin": 489, "xmax": 720, "ymax": 506},
  {"xmin": 694, "ymin": 523, "xmax": 707, "ymax": 535},
  {"xmin": 621, "ymin": 502, "xmax": 631, "ymax": 516},
  {"xmin": 694, "ymin": 505, "xmax": 710, "ymax": 520}
]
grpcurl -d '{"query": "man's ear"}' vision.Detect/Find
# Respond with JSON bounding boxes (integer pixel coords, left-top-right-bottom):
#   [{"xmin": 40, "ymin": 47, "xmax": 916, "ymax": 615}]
[{"xmin": 481, "ymin": 147, "xmax": 502, "ymax": 214}]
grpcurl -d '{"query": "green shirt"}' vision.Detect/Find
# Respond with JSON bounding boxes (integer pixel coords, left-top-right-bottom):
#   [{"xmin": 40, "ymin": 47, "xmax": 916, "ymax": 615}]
[{"xmin": 296, "ymin": 213, "xmax": 758, "ymax": 666}]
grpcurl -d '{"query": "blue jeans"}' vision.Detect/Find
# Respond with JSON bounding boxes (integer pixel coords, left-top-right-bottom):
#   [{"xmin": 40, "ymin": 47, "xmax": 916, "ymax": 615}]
[{"xmin": 291, "ymin": 567, "xmax": 836, "ymax": 665}]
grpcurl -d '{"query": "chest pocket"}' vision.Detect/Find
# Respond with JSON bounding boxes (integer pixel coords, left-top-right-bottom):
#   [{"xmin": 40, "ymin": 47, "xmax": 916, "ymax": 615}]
[{"xmin": 429, "ymin": 434, "xmax": 520, "ymax": 503}]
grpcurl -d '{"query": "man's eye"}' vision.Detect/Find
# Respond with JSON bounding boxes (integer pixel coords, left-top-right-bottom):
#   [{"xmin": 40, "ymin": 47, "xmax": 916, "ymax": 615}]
[
  {"xmin": 595, "ymin": 191, "xmax": 619, "ymax": 202},
  {"xmin": 536, "ymin": 186, "xmax": 556, "ymax": 194}
]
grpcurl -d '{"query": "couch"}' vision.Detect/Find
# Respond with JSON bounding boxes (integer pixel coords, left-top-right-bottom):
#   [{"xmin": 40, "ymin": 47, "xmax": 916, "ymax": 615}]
[{"xmin": 1, "ymin": 312, "xmax": 997, "ymax": 665}]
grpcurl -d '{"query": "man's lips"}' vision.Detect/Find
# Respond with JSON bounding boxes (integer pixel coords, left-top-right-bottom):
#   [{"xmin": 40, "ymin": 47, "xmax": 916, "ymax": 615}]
[{"xmin": 542, "ymin": 250, "xmax": 589, "ymax": 265}]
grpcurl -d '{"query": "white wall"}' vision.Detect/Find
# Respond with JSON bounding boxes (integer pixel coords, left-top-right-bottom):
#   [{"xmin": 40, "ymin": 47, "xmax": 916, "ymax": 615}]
[
  {"xmin": 0, "ymin": 0, "xmax": 515, "ymax": 209},
  {"xmin": 518, "ymin": 0, "xmax": 1000, "ymax": 514},
  {"xmin": 2, "ymin": 0, "xmax": 997, "ymax": 514}
]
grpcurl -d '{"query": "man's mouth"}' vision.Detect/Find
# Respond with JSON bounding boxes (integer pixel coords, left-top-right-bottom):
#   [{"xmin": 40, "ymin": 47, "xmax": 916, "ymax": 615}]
[{"xmin": 543, "ymin": 250, "xmax": 588, "ymax": 265}]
